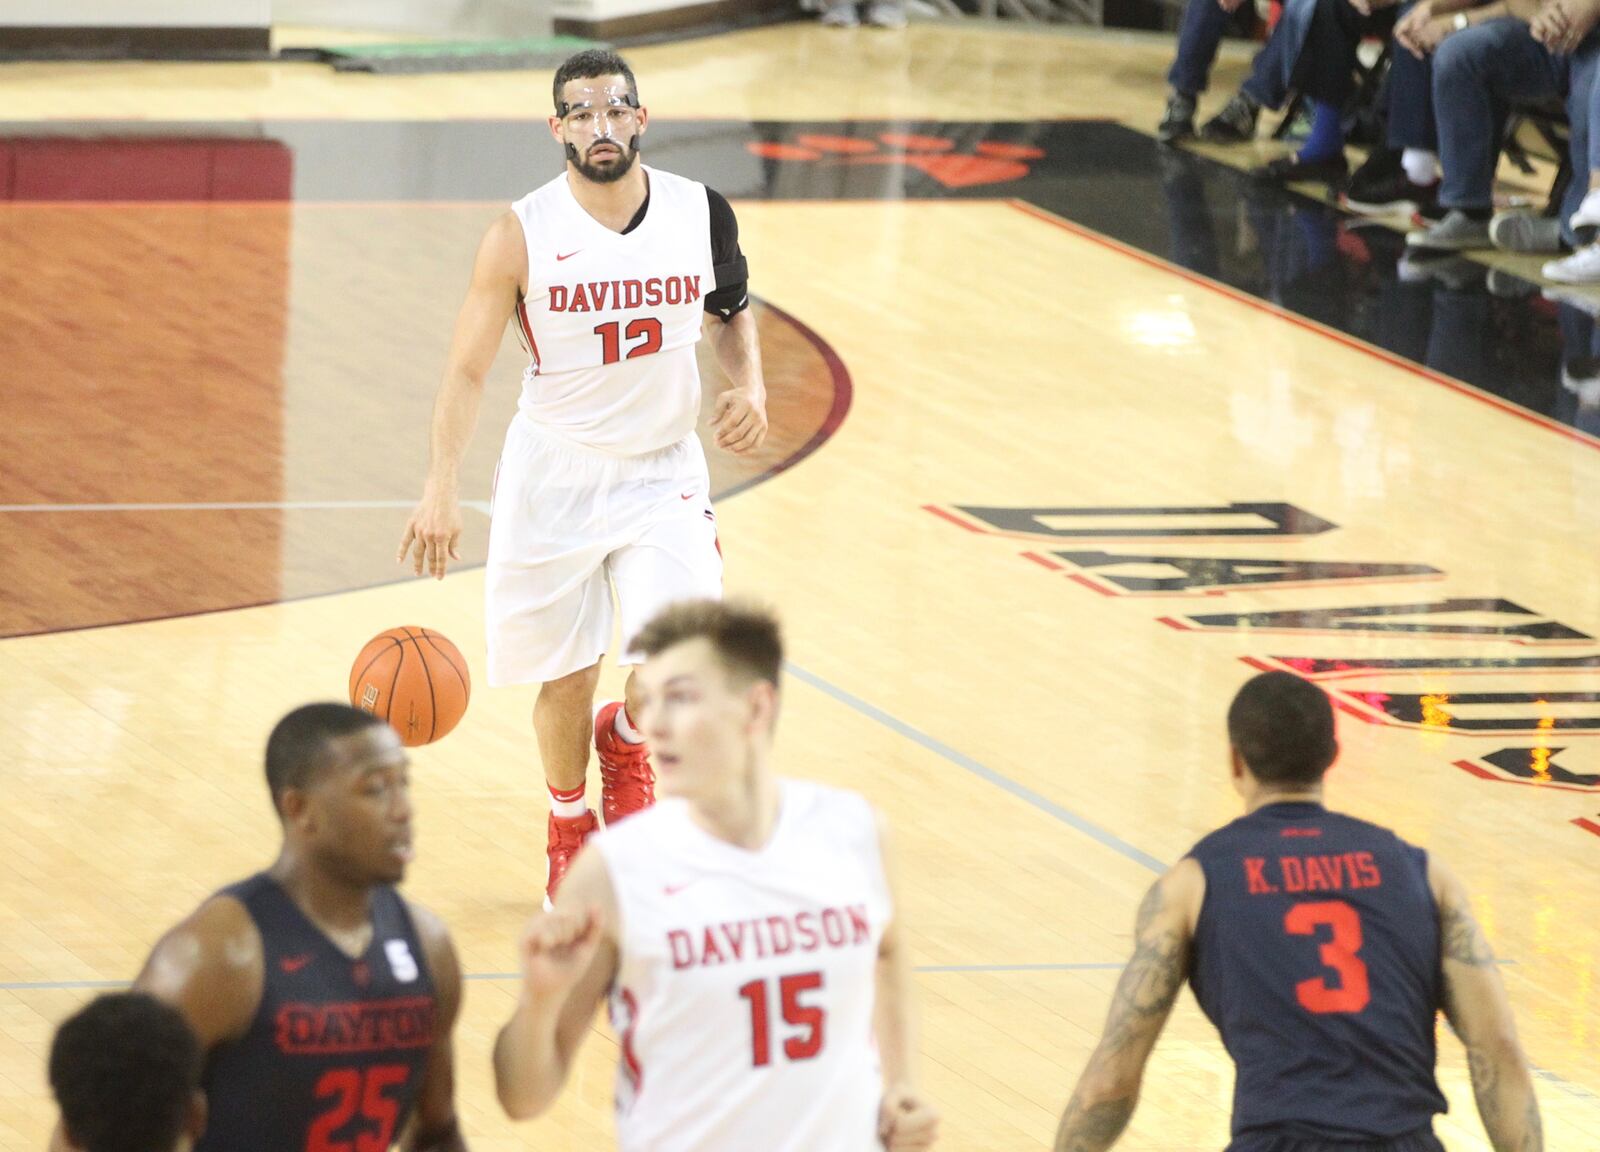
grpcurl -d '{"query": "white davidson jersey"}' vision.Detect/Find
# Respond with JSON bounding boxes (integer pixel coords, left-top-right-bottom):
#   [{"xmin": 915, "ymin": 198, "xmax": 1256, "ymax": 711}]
[
  {"xmin": 594, "ymin": 780, "xmax": 892, "ymax": 1152},
  {"xmin": 510, "ymin": 166, "xmax": 716, "ymax": 456}
]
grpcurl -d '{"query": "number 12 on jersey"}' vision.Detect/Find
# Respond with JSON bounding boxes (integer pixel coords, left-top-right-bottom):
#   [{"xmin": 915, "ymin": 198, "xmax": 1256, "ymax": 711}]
[
  {"xmin": 595, "ymin": 318, "xmax": 663, "ymax": 364},
  {"xmin": 738, "ymin": 972, "xmax": 826, "ymax": 1067}
]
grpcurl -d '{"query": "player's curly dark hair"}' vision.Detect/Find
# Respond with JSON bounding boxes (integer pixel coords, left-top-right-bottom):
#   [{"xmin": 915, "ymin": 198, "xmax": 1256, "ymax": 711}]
[
  {"xmin": 1227, "ymin": 671, "xmax": 1338, "ymax": 785},
  {"xmin": 552, "ymin": 48, "xmax": 638, "ymax": 114},
  {"xmin": 265, "ymin": 702, "xmax": 388, "ymax": 810},
  {"xmin": 629, "ymin": 599, "xmax": 784, "ymax": 688},
  {"xmin": 49, "ymin": 992, "xmax": 201, "ymax": 1152}
]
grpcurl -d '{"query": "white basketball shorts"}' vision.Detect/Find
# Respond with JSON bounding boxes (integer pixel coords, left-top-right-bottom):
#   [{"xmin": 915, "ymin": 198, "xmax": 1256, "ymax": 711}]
[{"xmin": 485, "ymin": 416, "xmax": 723, "ymax": 687}]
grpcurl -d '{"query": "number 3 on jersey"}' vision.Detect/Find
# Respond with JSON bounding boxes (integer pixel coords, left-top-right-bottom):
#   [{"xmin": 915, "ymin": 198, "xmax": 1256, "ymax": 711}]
[
  {"xmin": 1285, "ymin": 900, "xmax": 1371, "ymax": 1014},
  {"xmin": 738, "ymin": 972, "xmax": 826, "ymax": 1067},
  {"xmin": 595, "ymin": 318, "xmax": 663, "ymax": 364}
]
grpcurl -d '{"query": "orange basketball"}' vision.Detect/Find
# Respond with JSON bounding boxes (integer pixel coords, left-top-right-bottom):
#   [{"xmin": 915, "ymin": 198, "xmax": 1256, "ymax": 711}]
[{"xmin": 349, "ymin": 627, "xmax": 471, "ymax": 747}]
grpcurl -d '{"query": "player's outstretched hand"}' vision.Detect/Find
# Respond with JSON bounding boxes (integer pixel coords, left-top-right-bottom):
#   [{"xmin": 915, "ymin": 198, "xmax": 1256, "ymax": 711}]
[
  {"xmin": 711, "ymin": 385, "xmax": 769, "ymax": 455},
  {"xmin": 397, "ymin": 488, "xmax": 463, "ymax": 581},
  {"xmin": 878, "ymin": 1084, "xmax": 939, "ymax": 1151},
  {"xmin": 519, "ymin": 906, "xmax": 604, "ymax": 1000}
]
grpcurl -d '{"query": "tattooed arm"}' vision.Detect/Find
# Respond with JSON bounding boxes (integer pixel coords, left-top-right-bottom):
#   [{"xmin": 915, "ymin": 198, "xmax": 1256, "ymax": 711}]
[
  {"xmin": 1054, "ymin": 859, "xmax": 1203, "ymax": 1152},
  {"xmin": 1429, "ymin": 856, "xmax": 1542, "ymax": 1152}
]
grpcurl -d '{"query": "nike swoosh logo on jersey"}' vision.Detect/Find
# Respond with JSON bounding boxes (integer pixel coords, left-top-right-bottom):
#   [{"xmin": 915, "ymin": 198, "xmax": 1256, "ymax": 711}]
[
  {"xmin": 662, "ymin": 880, "xmax": 701, "ymax": 896},
  {"xmin": 280, "ymin": 953, "xmax": 314, "ymax": 973},
  {"xmin": 556, "ymin": 250, "xmax": 582, "ymax": 261}
]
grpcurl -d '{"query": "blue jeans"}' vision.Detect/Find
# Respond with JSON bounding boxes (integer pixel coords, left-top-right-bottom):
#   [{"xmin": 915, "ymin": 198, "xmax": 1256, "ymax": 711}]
[
  {"xmin": 1168, "ymin": 0, "xmax": 1372, "ymax": 107},
  {"xmin": 1433, "ymin": 18, "xmax": 1569, "ymax": 211},
  {"xmin": 1240, "ymin": 4, "xmax": 1304, "ymax": 109},
  {"xmin": 1167, "ymin": 0, "xmax": 1232, "ymax": 96},
  {"xmin": 1166, "ymin": 0, "xmax": 1316, "ymax": 104},
  {"xmin": 1564, "ymin": 41, "xmax": 1600, "ymax": 243},
  {"xmin": 1386, "ymin": 6, "xmax": 1437, "ymax": 150}
]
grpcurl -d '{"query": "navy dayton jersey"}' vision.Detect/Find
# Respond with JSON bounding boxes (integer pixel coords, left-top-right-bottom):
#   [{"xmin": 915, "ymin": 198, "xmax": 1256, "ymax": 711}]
[
  {"xmin": 195, "ymin": 873, "xmax": 436, "ymax": 1152},
  {"xmin": 1187, "ymin": 802, "xmax": 1448, "ymax": 1146}
]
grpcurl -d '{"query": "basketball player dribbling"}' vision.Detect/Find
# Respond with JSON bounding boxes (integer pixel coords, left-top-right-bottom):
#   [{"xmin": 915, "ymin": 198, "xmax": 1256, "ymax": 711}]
[
  {"xmin": 397, "ymin": 48, "xmax": 769, "ymax": 902},
  {"xmin": 129, "ymin": 704, "xmax": 469, "ymax": 1152},
  {"xmin": 492, "ymin": 600, "xmax": 940, "ymax": 1152},
  {"xmin": 1053, "ymin": 672, "xmax": 1542, "ymax": 1152}
]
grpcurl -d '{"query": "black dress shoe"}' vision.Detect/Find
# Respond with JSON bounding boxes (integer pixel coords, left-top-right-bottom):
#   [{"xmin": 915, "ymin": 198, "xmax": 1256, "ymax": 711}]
[
  {"xmin": 1198, "ymin": 92, "xmax": 1260, "ymax": 143},
  {"xmin": 1158, "ymin": 93, "xmax": 1197, "ymax": 144},
  {"xmin": 1249, "ymin": 153, "xmax": 1350, "ymax": 184}
]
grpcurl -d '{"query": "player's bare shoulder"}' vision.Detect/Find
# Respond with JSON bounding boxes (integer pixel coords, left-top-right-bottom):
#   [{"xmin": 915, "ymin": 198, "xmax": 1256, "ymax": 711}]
[
  {"xmin": 134, "ymin": 892, "xmax": 264, "ymax": 1047},
  {"xmin": 486, "ymin": 209, "xmax": 525, "ymax": 256},
  {"xmin": 138, "ymin": 893, "xmax": 263, "ymax": 991},
  {"xmin": 480, "ymin": 209, "xmax": 530, "ymax": 293}
]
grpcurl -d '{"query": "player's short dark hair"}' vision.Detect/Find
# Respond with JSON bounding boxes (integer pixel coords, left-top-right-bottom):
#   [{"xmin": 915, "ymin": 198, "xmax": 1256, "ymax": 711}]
[
  {"xmin": 265, "ymin": 702, "xmax": 388, "ymax": 809},
  {"xmin": 1227, "ymin": 671, "xmax": 1338, "ymax": 786},
  {"xmin": 630, "ymin": 599, "xmax": 783, "ymax": 688},
  {"xmin": 552, "ymin": 48, "xmax": 638, "ymax": 114},
  {"xmin": 49, "ymin": 992, "xmax": 201, "ymax": 1152}
]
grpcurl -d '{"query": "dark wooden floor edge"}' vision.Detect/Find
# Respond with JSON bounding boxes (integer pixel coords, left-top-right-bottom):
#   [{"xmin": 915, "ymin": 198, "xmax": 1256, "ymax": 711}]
[
  {"xmin": 1007, "ymin": 197, "xmax": 1600, "ymax": 454},
  {"xmin": 0, "ymin": 25, "xmax": 271, "ymax": 60},
  {"xmin": 555, "ymin": 0, "xmax": 802, "ymax": 47}
]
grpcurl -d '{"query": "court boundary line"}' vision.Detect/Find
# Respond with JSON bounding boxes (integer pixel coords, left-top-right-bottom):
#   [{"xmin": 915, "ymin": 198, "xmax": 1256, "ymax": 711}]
[
  {"xmin": 0, "ymin": 297, "xmax": 848, "ymax": 641},
  {"xmin": 718, "ymin": 298, "xmax": 854, "ymax": 500},
  {"xmin": 0, "ymin": 963, "xmax": 1127, "ymax": 992},
  {"xmin": 1007, "ymin": 199, "xmax": 1600, "ymax": 455},
  {"xmin": 785, "ymin": 660, "xmax": 1169, "ymax": 874},
  {"xmin": 0, "ymin": 499, "xmax": 493, "ymax": 513}
]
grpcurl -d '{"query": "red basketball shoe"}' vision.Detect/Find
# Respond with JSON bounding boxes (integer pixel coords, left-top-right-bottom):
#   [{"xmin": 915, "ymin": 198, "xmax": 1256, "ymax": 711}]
[
  {"xmin": 595, "ymin": 701, "xmax": 655, "ymax": 825},
  {"xmin": 545, "ymin": 809, "xmax": 598, "ymax": 906}
]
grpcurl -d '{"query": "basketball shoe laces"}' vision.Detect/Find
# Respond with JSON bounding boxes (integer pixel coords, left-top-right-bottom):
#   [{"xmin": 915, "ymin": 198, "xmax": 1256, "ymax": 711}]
[
  {"xmin": 546, "ymin": 809, "xmax": 598, "ymax": 897},
  {"xmin": 597, "ymin": 722, "xmax": 656, "ymax": 824}
]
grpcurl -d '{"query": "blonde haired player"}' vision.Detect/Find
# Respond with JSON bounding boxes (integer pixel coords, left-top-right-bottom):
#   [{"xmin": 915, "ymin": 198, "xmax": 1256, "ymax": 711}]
[
  {"xmin": 397, "ymin": 49, "xmax": 768, "ymax": 901},
  {"xmin": 492, "ymin": 600, "xmax": 939, "ymax": 1152}
]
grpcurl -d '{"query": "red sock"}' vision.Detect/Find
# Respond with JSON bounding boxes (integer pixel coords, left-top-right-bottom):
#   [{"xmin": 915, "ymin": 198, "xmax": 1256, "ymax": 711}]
[{"xmin": 549, "ymin": 782, "xmax": 587, "ymax": 818}]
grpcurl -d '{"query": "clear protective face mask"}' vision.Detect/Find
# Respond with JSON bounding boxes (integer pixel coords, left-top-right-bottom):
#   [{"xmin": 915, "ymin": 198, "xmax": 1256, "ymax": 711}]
[{"xmin": 557, "ymin": 82, "xmax": 641, "ymax": 142}]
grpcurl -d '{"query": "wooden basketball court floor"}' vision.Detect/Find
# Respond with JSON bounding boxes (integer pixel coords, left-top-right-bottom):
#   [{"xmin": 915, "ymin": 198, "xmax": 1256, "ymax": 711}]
[{"xmin": 2, "ymin": 20, "xmax": 1599, "ymax": 1151}]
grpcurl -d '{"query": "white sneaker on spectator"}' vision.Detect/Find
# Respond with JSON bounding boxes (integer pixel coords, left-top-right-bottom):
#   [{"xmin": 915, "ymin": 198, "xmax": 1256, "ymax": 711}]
[
  {"xmin": 1562, "ymin": 361, "xmax": 1600, "ymax": 408},
  {"xmin": 1490, "ymin": 210, "xmax": 1564, "ymax": 254},
  {"xmin": 1542, "ymin": 284, "xmax": 1600, "ymax": 316},
  {"xmin": 1396, "ymin": 252, "xmax": 1481, "ymax": 291},
  {"xmin": 865, "ymin": 0, "xmax": 907, "ymax": 24},
  {"xmin": 1396, "ymin": 253, "xmax": 1433, "ymax": 284},
  {"xmin": 1569, "ymin": 188, "xmax": 1600, "ymax": 231},
  {"xmin": 1543, "ymin": 245, "xmax": 1600, "ymax": 283},
  {"xmin": 821, "ymin": 2, "xmax": 860, "ymax": 25},
  {"xmin": 1486, "ymin": 267, "xmax": 1536, "ymax": 299},
  {"xmin": 1406, "ymin": 210, "xmax": 1490, "ymax": 251}
]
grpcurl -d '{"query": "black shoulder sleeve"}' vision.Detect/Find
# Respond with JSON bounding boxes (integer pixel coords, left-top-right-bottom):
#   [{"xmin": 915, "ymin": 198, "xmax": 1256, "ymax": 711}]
[{"xmin": 704, "ymin": 187, "xmax": 750, "ymax": 320}]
